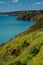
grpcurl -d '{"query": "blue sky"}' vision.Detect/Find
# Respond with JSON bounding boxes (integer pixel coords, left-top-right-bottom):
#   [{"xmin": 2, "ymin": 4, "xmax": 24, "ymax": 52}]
[{"xmin": 0, "ymin": 0, "xmax": 43, "ymax": 12}]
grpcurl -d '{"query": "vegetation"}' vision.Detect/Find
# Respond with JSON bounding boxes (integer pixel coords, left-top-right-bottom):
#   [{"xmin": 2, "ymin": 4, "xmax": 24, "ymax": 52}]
[
  {"xmin": 0, "ymin": 17, "xmax": 43, "ymax": 65},
  {"xmin": 17, "ymin": 10, "xmax": 43, "ymax": 21}
]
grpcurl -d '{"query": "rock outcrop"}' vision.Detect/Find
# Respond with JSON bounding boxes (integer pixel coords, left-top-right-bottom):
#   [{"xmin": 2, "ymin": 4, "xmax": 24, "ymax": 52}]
[{"xmin": 17, "ymin": 10, "xmax": 43, "ymax": 21}]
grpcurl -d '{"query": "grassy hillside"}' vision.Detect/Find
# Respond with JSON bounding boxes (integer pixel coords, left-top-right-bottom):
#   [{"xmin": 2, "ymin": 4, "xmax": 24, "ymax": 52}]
[{"xmin": 0, "ymin": 18, "xmax": 43, "ymax": 65}]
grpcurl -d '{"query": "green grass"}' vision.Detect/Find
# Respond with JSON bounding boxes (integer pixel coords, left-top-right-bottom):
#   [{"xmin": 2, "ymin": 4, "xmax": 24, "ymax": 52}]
[{"xmin": 0, "ymin": 18, "xmax": 43, "ymax": 65}]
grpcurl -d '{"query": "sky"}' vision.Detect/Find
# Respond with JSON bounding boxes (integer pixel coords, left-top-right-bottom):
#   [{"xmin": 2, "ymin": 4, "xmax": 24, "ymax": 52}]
[{"xmin": 0, "ymin": 0, "xmax": 43, "ymax": 12}]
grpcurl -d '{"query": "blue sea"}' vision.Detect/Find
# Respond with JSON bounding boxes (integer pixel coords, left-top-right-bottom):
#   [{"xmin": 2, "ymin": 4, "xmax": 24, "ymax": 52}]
[{"xmin": 0, "ymin": 16, "xmax": 35, "ymax": 44}]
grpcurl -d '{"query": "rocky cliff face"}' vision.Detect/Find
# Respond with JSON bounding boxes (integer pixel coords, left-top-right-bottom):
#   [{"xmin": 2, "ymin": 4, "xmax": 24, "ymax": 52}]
[{"xmin": 17, "ymin": 10, "xmax": 43, "ymax": 21}]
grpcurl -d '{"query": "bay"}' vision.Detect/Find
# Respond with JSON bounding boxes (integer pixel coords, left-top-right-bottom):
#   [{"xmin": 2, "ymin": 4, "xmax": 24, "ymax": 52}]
[{"xmin": 0, "ymin": 16, "xmax": 35, "ymax": 44}]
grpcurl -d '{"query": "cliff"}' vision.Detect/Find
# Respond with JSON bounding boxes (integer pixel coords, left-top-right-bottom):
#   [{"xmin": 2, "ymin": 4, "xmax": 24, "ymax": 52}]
[
  {"xmin": 0, "ymin": 10, "xmax": 43, "ymax": 21},
  {"xmin": 17, "ymin": 10, "xmax": 43, "ymax": 21}
]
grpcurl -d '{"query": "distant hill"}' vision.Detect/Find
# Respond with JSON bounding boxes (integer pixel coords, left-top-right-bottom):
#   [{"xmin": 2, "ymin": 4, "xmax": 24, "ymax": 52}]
[
  {"xmin": 0, "ymin": 16, "xmax": 43, "ymax": 65},
  {"xmin": 0, "ymin": 10, "xmax": 43, "ymax": 21},
  {"xmin": 17, "ymin": 10, "xmax": 43, "ymax": 21},
  {"xmin": 0, "ymin": 10, "xmax": 43, "ymax": 16}
]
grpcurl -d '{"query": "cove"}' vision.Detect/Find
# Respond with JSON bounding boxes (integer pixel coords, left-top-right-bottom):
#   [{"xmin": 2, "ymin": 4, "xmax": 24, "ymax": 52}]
[{"xmin": 0, "ymin": 16, "xmax": 35, "ymax": 44}]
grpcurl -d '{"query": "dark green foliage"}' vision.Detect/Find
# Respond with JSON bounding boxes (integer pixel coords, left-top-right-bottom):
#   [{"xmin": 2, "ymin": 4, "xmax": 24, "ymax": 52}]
[
  {"xmin": 11, "ymin": 48, "xmax": 20, "ymax": 56},
  {"xmin": 30, "ymin": 45, "xmax": 41, "ymax": 56},
  {"xmin": 30, "ymin": 46, "xmax": 39, "ymax": 55},
  {"xmin": 14, "ymin": 61, "xmax": 27, "ymax": 65}
]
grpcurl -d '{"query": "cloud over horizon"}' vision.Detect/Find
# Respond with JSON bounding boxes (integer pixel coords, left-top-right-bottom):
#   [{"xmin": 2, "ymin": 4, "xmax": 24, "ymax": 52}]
[
  {"xmin": 32, "ymin": 1, "xmax": 43, "ymax": 6},
  {"xmin": 0, "ymin": 0, "xmax": 19, "ymax": 4},
  {"xmin": 11, "ymin": 0, "xmax": 18, "ymax": 3}
]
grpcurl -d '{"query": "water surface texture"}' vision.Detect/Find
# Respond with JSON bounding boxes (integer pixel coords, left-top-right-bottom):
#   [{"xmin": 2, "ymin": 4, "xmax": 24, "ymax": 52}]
[{"xmin": 0, "ymin": 16, "xmax": 35, "ymax": 44}]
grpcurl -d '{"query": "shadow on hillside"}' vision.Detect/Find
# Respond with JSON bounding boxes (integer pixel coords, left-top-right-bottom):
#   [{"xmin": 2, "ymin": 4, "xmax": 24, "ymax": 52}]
[{"xmin": 11, "ymin": 40, "xmax": 30, "ymax": 57}]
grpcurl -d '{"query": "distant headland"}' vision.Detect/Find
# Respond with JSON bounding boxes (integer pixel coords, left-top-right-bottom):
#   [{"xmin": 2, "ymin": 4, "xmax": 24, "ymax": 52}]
[{"xmin": 0, "ymin": 10, "xmax": 43, "ymax": 21}]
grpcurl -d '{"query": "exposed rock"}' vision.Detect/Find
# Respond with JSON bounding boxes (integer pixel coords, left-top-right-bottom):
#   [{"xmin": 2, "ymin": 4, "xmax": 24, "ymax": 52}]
[{"xmin": 17, "ymin": 10, "xmax": 43, "ymax": 21}]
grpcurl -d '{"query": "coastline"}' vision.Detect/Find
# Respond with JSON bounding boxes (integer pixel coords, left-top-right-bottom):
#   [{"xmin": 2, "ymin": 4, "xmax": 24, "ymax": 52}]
[
  {"xmin": 0, "ymin": 10, "xmax": 43, "ymax": 21},
  {"xmin": 0, "ymin": 11, "xmax": 43, "ymax": 65}
]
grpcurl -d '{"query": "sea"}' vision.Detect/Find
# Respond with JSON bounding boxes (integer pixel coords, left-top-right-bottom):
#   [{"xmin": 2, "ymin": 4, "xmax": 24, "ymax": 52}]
[{"xmin": 0, "ymin": 16, "xmax": 35, "ymax": 44}]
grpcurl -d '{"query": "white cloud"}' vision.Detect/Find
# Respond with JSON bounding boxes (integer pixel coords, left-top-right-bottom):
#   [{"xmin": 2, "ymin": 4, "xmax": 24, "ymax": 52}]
[
  {"xmin": 11, "ymin": 0, "xmax": 18, "ymax": 3},
  {"xmin": 35, "ymin": 2, "xmax": 41, "ymax": 5},
  {"xmin": 0, "ymin": 1, "xmax": 6, "ymax": 4},
  {"xmin": 33, "ymin": 2, "xmax": 43, "ymax": 6}
]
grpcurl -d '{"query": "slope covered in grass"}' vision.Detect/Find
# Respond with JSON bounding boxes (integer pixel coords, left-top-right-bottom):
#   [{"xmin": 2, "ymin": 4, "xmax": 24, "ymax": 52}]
[{"xmin": 0, "ymin": 18, "xmax": 43, "ymax": 65}]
